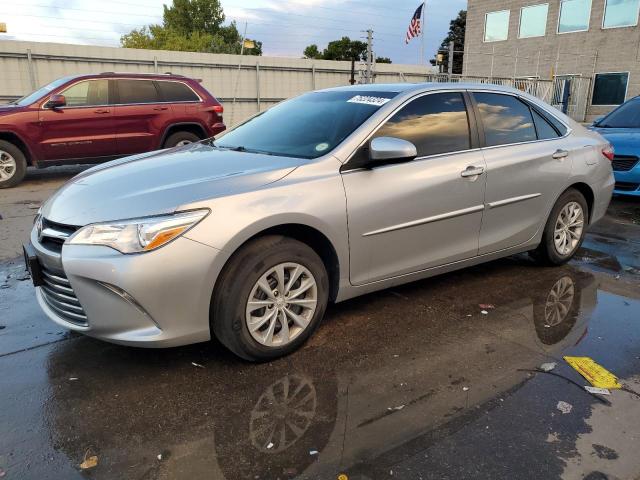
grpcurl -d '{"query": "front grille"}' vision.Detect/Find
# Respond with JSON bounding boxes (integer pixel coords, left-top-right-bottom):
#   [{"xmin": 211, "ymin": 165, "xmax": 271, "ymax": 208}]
[
  {"xmin": 614, "ymin": 181, "xmax": 640, "ymax": 192},
  {"xmin": 40, "ymin": 266, "xmax": 88, "ymax": 326},
  {"xmin": 39, "ymin": 218, "xmax": 79, "ymax": 253},
  {"xmin": 612, "ymin": 155, "xmax": 639, "ymax": 172}
]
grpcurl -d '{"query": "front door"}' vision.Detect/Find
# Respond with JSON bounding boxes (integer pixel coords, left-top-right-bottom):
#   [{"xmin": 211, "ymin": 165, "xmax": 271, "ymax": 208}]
[
  {"xmin": 342, "ymin": 91, "xmax": 487, "ymax": 285},
  {"xmin": 37, "ymin": 79, "xmax": 116, "ymax": 160},
  {"xmin": 470, "ymin": 91, "xmax": 573, "ymax": 254}
]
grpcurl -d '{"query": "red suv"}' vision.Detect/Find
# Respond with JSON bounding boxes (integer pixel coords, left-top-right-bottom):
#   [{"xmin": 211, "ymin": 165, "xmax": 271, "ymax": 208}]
[{"xmin": 0, "ymin": 72, "xmax": 225, "ymax": 188}]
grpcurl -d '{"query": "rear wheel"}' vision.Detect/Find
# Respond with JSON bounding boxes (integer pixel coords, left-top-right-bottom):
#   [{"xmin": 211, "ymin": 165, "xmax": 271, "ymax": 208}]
[
  {"xmin": 163, "ymin": 131, "xmax": 201, "ymax": 148},
  {"xmin": 211, "ymin": 235, "xmax": 329, "ymax": 361},
  {"xmin": 531, "ymin": 188, "xmax": 588, "ymax": 265},
  {"xmin": 0, "ymin": 140, "xmax": 27, "ymax": 189}
]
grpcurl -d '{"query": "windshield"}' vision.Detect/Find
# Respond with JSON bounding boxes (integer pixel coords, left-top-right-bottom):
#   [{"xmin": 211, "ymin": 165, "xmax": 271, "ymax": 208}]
[
  {"xmin": 9, "ymin": 76, "xmax": 76, "ymax": 106},
  {"xmin": 214, "ymin": 90, "xmax": 399, "ymax": 159},
  {"xmin": 597, "ymin": 98, "xmax": 640, "ymax": 128}
]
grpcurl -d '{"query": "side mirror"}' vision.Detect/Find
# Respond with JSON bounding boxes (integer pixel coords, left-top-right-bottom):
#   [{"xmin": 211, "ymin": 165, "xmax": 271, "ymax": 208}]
[
  {"xmin": 369, "ymin": 137, "xmax": 417, "ymax": 165},
  {"xmin": 46, "ymin": 94, "xmax": 66, "ymax": 109},
  {"xmin": 592, "ymin": 116, "xmax": 604, "ymax": 126}
]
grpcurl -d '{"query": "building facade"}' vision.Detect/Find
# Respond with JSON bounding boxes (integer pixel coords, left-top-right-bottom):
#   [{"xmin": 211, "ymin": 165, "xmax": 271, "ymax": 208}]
[{"xmin": 463, "ymin": 0, "xmax": 640, "ymax": 120}]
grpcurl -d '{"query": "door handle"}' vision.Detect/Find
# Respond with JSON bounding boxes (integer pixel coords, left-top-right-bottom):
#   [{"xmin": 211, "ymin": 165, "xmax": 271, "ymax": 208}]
[
  {"xmin": 552, "ymin": 149, "xmax": 569, "ymax": 160},
  {"xmin": 93, "ymin": 109, "xmax": 110, "ymax": 114},
  {"xmin": 460, "ymin": 166, "xmax": 485, "ymax": 178},
  {"xmin": 153, "ymin": 106, "xmax": 169, "ymax": 111}
]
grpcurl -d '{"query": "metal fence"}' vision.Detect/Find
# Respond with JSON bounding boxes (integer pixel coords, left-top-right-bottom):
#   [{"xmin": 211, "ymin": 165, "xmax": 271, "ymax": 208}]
[
  {"xmin": 0, "ymin": 40, "xmax": 591, "ymax": 123},
  {"xmin": 418, "ymin": 73, "xmax": 591, "ymax": 121}
]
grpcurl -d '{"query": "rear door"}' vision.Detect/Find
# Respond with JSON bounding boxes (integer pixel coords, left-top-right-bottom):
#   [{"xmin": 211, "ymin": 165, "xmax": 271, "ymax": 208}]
[
  {"xmin": 37, "ymin": 79, "xmax": 116, "ymax": 160},
  {"xmin": 113, "ymin": 79, "xmax": 173, "ymax": 155},
  {"xmin": 471, "ymin": 91, "xmax": 573, "ymax": 254},
  {"xmin": 342, "ymin": 91, "xmax": 487, "ymax": 285}
]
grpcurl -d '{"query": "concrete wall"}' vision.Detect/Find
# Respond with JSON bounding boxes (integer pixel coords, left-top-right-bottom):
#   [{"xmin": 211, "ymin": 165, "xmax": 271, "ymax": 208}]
[
  {"xmin": 0, "ymin": 40, "xmax": 437, "ymax": 126},
  {"xmin": 463, "ymin": 0, "xmax": 640, "ymax": 120}
]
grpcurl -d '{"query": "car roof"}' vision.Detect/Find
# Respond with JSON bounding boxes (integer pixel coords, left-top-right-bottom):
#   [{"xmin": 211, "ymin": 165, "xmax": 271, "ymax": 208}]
[
  {"xmin": 63, "ymin": 72, "xmax": 191, "ymax": 81},
  {"xmin": 319, "ymin": 82, "xmax": 526, "ymax": 96}
]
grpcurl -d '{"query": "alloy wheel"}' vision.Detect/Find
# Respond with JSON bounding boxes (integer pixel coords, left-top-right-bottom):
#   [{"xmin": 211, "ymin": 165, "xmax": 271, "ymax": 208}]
[
  {"xmin": 553, "ymin": 201, "xmax": 584, "ymax": 256},
  {"xmin": 249, "ymin": 375, "xmax": 317, "ymax": 453},
  {"xmin": 245, "ymin": 262, "xmax": 318, "ymax": 347},
  {"xmin": 544, "ymin": 276, "xmax": 575, "ymax": 327},
  {"xmin": 0, "ymin": 150, "xmax": 17, "ymax": 181}
]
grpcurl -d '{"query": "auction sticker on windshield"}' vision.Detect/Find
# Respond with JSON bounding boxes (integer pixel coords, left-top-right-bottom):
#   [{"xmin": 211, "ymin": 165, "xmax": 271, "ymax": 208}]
[{"xmin": 347, "ymin": 95, "xmax": 392, "ymax": 107}]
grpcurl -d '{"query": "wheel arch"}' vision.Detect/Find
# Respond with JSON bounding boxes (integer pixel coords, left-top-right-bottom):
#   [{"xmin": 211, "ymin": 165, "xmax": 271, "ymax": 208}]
[
  {"xmin": 0, "ymin": 131, "xmax": 34, "ymax": 166},
  {"xmin": 160, "ymin": 122, "xmax": 207, "ymax": 148},
  {"xmin": 565, "ymin": 182, "xmax": 595, "ymax": 224},
  {"xmin": 211, "ymin": 222, "xmax": 342, "ymax": 307}
]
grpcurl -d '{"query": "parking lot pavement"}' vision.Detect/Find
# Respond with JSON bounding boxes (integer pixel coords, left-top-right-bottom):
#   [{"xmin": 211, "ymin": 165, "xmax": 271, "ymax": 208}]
[{"xmin": 1, "ymin": 169, "xmax": 640, "ymax": 480}]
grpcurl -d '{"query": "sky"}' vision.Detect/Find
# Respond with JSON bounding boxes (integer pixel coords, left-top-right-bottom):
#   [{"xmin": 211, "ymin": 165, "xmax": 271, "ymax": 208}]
[{"xmin": 0, "ymin": 0, "xmax": 466, "ymax": 65}]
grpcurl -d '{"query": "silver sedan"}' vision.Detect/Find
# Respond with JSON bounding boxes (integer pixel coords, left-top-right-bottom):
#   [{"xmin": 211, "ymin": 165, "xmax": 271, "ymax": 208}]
[{"xmin": 25, "ymin": 83, "xmax": 614, "ymax": 361}]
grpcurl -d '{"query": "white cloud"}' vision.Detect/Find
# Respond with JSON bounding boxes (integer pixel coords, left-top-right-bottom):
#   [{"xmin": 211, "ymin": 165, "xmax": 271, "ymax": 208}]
[{"xmin": 0, "ymin": 0, "xmax": 466, "ymax": 63}]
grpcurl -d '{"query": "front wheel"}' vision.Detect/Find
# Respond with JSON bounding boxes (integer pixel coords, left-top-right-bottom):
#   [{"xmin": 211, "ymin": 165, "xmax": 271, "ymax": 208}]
[
  {"xmin": 0, "ymin": 140, "xmax": 27, "ymax": 189},
  {"xmin": 212, "ymin": 235, "xmax": 329, "ymax": 361},
  {"xmin": 531, "ymin": 188, "xmax": 588, "ymax": 265}
]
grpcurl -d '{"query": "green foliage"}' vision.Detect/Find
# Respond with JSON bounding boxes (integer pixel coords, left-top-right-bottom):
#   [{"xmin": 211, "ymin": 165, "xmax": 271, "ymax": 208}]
[
  {"xmin": 303, "ymin": 36, "xmax": 377, "ymax": 62},
  {"xmin": 303, "ymin": 44, "xmax": 322, "ymax": 59},
  {"xmin": 430, "ymin": 10, "xmax": 465, "ymax": 73},
  {"xmin": 376, "ymin": 57, "xmax": 392, "ymax": 64},
  {"xmin": 121, "ymin": 0, "xmax": 261, "ymax": 55}
]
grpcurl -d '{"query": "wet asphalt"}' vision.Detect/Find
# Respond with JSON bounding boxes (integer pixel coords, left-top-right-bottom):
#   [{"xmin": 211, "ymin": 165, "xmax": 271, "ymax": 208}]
[{"xmin": 1, "ymin": 169, "xmax": 640, "ymax": 480}]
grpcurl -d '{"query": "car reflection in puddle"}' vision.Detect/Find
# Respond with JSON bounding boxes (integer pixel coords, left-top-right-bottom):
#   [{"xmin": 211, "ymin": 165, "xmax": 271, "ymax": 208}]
[{"xmin": 44, "ymin": 262, "xmax": 601, "ymax": 479}]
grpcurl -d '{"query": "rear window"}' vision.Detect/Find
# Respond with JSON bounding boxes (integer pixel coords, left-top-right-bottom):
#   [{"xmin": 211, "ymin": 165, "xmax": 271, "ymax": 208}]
[
  {"xmin": 473, "ymin": 92, "xmax": 537, "ymax": 146},
  {"xmin": 117, "ymin": 80, "xmax": 158, "ymax": 104},
  {"xmin": 157, "ymin": 81, "xmax": 200, "ymax": 102}
]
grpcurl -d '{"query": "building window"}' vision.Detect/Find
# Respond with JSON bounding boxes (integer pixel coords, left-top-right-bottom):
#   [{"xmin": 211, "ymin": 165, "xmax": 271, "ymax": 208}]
[
  {"xmin": 484, "ymin": 10, "xmax": 510, "ymax": 42},
  {"xmin": 603, "ymin": 0, "xmax": 640, "ymax": 28},
  {"xmin": 558, "ymin": 0, "xmax": 592, "ymax": 33},
  {"xmin": 519, "ymin": 4, "xmax": 549, "ymax": 38},
  {"xmin": 592, "ymin": 72, "xmax": 629, "ymax": 105}
]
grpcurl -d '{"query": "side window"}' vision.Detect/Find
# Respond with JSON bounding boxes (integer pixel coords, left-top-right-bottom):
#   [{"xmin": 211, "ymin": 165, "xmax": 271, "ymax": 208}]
[
  {"xmin": 117, "ymin": 80, "xmax": 159, "ymax": 104},
  {"xmin": 157, "ymin": 81, "xmax": 199, "ymax": 102},
  {"xmin": 61, "ymin": 80, "xmax": 108, "ymax": 107},
  {"xmin": 532, "ymin": 109, "xmax": 560, "ymax": 139},
  {"xmin": 374, "ymin": 92, "xmax": 471, "ymax": 157},
  {"xmin": 473, "ymin": 92, "xmax": 536, "ymax": 146}
]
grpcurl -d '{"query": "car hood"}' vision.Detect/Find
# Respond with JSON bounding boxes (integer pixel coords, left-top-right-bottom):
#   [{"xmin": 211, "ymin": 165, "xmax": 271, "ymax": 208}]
[
  {"xmin": 0, "ymin": 104, "xmax": 23, "ymax": 114},
  {"xmin": 41, "ymin": 142, "xmax": 304, "ymax": 226},
  {"xmin": 589, "ymin": 127, "xmax": 640, "ymax": 154}
]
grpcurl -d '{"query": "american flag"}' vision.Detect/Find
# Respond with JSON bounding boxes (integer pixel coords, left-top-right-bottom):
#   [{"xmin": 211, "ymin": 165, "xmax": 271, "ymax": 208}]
[{"xmin": 405, "ymin": 3, "xmax": 424, "ymax": 44}]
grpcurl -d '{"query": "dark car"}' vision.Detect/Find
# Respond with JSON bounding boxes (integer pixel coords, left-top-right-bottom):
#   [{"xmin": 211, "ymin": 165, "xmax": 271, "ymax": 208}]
[{"xmin": 0, "ymin": 72, "xmax": 225, "ymax": 188}]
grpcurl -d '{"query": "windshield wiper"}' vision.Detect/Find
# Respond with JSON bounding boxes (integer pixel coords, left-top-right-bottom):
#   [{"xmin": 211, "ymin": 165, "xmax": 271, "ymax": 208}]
[{"xmin": 218, "ymin": 145, "xmax": 277, "ymax": 156}]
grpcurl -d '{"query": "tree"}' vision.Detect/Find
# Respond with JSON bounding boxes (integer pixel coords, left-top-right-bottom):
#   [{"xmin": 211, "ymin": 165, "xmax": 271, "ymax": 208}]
[
  {"xmin": 376, "ymin": 56, "xmax": 392, "ymax": 64},
  {"xmin": 430, "ymin": 10, "xmax": 466, "ymax": 74},
  {"xmin": 121, "ymin": 0, "xmax": 261, "ymax": 55},
  {"xmin": 323, "ymin": 37, "xmax": 367, "ymax": 61},
  {"xmin": 303, "ymin": 44, "xmax": 322, "ymax": 59},
  {"xmin": 302, "ymin": 37, "xmax": 372, "ymax": 62}
]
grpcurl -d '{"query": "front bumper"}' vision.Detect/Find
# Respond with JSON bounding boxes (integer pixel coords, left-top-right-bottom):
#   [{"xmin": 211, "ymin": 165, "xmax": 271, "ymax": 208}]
[
  {"xmin": 29, "ymin": 225, "xmax": 224, "ymax": 347},
  {"xmin": 613, "ymin": 166, "xmax": 640, "ymax": 196}
]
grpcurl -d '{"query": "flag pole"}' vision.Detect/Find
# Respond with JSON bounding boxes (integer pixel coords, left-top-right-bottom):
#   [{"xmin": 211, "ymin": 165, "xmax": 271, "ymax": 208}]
[{"xmin": 420, "ymin": 2, "xmax": 425, "ymax": 65}]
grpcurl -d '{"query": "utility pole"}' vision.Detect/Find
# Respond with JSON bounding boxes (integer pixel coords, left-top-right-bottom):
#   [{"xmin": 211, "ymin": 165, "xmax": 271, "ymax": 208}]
[
  {"xmin": 447, "ymin": 40, "xmax": 454, "ymax": 76},
  {"xmin": 365, "ymin": 29, "xmax": 373, "ymax": 84},
  {"xmin": 231, "ymin": 21, "xmax": 248, "ymax": 126}
]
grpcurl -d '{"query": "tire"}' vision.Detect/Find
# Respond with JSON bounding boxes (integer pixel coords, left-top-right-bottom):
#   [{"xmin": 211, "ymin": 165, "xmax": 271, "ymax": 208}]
[
  {"xmin": 162, "ymin": 131, "xmax": 201, "ymax": 148},
  {"xmin": 0, "ymin": 140, "xmax": 27, "ymax": 189},
  {"xmin": 211, "ymin": 235, "xmax": 329, "ymax": 362},
  {"xmin": 531, "ymin": 188, "xmax": 588, "ymax": 265}
]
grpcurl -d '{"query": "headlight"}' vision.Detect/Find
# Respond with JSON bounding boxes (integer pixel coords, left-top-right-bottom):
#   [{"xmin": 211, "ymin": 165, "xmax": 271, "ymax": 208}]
[{"xmin": 68, "ymin": 209, "xmax": 209, "ymax": 254}]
